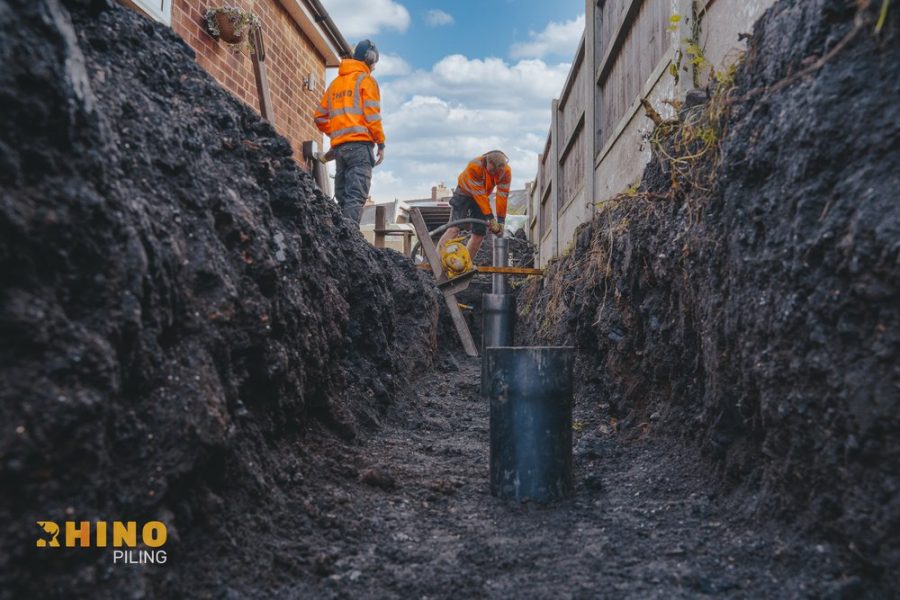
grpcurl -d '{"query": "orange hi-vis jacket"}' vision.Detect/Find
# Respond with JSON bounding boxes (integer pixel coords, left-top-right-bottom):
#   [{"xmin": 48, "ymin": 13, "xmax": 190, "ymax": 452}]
[
  {"xmin": 314, "ymin": 59, "xmax": 385, "ymax": 148},
  {"xmin": 457, "ymin": 156, "xmax": 512, "ymax": 221}
]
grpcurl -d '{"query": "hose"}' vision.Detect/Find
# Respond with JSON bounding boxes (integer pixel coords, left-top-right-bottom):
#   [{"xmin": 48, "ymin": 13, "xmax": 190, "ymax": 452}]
[{"xmin": 410, "ymin": 218, "xmax": 496, "ymax": 261}]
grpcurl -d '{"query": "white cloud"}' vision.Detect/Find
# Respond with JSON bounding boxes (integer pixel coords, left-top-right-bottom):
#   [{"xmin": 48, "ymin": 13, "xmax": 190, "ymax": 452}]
[
  {"xmin": 423, "ymin": 9, "xmax": 454, "ymax": 27},
  {"xmin": 510, "ymin": 14, "xmax": 584, "ymax": 59},
  {"xmin": 318, "ymin": 0, "xmax": 411, "ymax": 39},
  {"xmin": 375, "ymin": 53, "xmax": 411, "ymax": 77},
  {"xmin": 364, "ymin": 55, "xmax": 571, "ymax": 201},
  {"xmin": 388, "ymin": 55, "xmax": 571, "ymax": 108}
]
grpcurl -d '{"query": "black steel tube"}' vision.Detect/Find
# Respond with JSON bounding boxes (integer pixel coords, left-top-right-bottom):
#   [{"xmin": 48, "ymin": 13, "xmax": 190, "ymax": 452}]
[
  {"xmin": 482, "ymin": 294, "xmax": 515, "ymax": 353},
  {"xmin": 484, "ymin": 347, "xmax": 575, "ymax": 502},
  {"xmin": 480, "ymin": 293, "xmax": 516, "ymax": 396}
]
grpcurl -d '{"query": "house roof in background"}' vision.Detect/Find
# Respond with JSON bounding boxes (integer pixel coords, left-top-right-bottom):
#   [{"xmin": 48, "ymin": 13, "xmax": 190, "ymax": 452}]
[{"xmin": 278, "ymin": 0, "xmax": 352, "ymax": 67}]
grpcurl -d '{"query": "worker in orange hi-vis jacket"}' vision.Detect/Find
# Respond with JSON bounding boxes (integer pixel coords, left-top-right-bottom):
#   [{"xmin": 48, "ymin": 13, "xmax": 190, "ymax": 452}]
[
  {"xmin": 313, "ymin": 39, "xmax": 385, "ymax": 224},
  {"xmin": 437, "ymin": 150, "xmax": 511, "ymax": 261}
]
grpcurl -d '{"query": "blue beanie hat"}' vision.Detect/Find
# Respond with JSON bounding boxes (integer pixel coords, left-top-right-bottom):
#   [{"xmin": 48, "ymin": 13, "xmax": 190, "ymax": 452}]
[{"xmin": 353, "ymin": 40, "xmax": 379, "ymax": 64}]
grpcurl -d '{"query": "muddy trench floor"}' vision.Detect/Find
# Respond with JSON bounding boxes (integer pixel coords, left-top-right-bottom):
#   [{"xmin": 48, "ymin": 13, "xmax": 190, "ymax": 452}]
[{"xmin": 177, "ymin": 358, "xmax": 863, "ymax": 599}]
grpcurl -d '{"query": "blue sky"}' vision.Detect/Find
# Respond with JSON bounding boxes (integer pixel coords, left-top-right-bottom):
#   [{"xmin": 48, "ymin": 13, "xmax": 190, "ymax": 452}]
[
  {"xmin": 319, "ymin": 0, "xmax": 585, "ymax": 201},
  {"xmin": 361, "ymin": 1, "xmax": 584, "ymax": 70}
]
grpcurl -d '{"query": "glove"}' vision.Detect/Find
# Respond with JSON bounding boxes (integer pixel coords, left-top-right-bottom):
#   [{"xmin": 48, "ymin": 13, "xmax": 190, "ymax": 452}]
[
  {"xmin": 487, "ymin": 218, "xmax": 503, "ymax": 235},
  {"xmin": 374, "ymin": 144, "xmax": 385, "ymax": 166},
  {"xmin": 319, "ymin": 148, "xmax": 335, "ymax": 163}
]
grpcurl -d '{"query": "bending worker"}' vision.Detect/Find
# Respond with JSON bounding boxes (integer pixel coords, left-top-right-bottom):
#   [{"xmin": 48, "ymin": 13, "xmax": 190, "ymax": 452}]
[
  {"xmin": 437, "ymin": 150, "xmax": 511, "ymax": 261},
  {"xmin": 314, "ymin": 40, "xmax": 385, "ymax": 224}
]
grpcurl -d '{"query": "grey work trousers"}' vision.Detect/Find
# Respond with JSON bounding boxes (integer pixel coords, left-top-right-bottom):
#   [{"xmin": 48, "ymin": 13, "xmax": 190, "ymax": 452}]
[{"xmin": 333, "ymin": 142, "xmax": 374, "ymax": 224}]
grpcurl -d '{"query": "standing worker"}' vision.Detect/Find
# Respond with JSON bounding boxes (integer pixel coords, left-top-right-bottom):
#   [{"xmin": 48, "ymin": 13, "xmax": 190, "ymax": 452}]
[
  {"xmin": 314, "ymin": 40, "xmax": 385, "ymax": 224},
  {"xmin": 437, "ymin": 151, "xmax": 512, "ymax": 262}
]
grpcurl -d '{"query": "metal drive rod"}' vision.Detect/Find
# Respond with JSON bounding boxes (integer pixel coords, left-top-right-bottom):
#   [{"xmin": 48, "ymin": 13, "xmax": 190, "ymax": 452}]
[
  {"xmin": 484, "ymin": 347, "xmax": 575, "ymax": 502},
  {"xmin": 491, "ymin": 237, "xmax": 509, "ymax": 294}
]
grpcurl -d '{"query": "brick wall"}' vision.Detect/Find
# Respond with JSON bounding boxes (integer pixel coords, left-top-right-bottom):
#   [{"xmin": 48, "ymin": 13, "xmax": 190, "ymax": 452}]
[{"xmin": 170, "ymin": 0, "xmax": 327, "ymax": 166}]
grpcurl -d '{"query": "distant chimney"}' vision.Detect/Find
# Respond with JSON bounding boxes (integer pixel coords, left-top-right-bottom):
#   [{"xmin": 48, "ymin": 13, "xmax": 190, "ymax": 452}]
[{"xmin": 431, "ymin": 183, "xmax": 451, "ymax": 200}]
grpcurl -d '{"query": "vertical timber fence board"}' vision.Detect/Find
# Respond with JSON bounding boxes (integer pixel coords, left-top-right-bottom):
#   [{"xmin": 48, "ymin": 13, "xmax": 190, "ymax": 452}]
[
  {"xmin": 551, "ymin": 99, "xmax": 561, "ymax": 259},
  {"xmin": 585, "ymin": 0, "xmax": 598, "ymax": 216},
  {"xmin": 535, "ymin": 152, "xmax": 543, "ymax": 265}
]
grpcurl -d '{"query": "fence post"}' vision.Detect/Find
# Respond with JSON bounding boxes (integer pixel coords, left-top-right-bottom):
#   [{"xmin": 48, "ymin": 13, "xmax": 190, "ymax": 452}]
[
  {"xmin": 585, "ymin": 0, "xmax": 597, "ymax": 220},
  {"xmin": 551, "ymin": 99, "xmax": 560, "ymax": 259},
  {"xmin": 535, "ymin": 152, "xmax": 543, "ymax": 266}
]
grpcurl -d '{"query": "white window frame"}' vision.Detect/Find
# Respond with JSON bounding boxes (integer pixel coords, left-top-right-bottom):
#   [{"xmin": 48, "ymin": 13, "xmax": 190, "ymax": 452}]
[{"xmin": 131, "ymin": 0, "xmax": 172, "ymax": 26}]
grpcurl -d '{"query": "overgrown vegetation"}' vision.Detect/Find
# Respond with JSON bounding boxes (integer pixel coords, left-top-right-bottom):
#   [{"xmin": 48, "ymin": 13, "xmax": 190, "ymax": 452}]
[
  {"xmin": 523, "ymin": 195, "xmax": 636, "ymax": 341},
  {"xmin": 203, "ymin": 5, "xmax": 260, "ymax": 54},
  {"xmin": 643, "ymin": 60, "xmax": 740, "ymax": 224}
]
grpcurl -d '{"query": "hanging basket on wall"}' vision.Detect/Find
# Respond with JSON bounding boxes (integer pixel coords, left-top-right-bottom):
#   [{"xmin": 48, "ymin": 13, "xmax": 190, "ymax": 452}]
[{"xmin": 203, "ymin": 6, "xmax": 260, "ymax": 53}]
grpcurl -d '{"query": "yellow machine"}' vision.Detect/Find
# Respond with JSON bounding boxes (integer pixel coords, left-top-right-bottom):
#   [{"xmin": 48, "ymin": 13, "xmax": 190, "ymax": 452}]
[{"xmin": 440, "ymin": 237, "xmax": 473, "ymax": 278}]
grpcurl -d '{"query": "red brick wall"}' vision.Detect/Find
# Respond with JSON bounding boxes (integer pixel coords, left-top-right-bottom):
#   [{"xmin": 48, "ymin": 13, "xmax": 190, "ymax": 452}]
[{"xmin": 169, "ymin": 0, "xmax": 327, "ymax": 166}]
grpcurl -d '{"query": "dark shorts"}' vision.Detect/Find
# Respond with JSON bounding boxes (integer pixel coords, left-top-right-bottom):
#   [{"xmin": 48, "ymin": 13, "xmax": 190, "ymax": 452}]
[{"xmin": 449, "ymin": 191, "xmax": 488, "ymax": 235}]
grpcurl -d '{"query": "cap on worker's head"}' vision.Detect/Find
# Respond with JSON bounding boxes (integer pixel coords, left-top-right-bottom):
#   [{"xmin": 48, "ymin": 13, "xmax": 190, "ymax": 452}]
[
  {"xmin": 485, "ymin": 150, "xmax": 509, "ymax": 169},
  {"xmin": 353, "ymin": 39, "xmax": 379, "ymax": 66}
]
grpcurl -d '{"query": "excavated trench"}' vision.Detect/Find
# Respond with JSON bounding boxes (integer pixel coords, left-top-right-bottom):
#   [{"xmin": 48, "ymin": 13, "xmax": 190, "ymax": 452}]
[{"xmin": 0, "ymin": 0, "xmax": 897, "ymax": 598}]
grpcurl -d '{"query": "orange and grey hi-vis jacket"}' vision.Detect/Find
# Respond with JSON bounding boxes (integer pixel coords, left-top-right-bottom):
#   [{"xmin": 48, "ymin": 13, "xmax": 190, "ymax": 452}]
[
  {"xmin": 314, "ymin": 59, "xmax": 385, "ymax": 147},
  {"xmin": 457, "ymin": 156, "xmax": 512, "ymax": 221}
]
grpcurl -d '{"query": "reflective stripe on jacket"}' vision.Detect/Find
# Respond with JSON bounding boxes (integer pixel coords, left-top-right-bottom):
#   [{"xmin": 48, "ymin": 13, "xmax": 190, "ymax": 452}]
[
  {"xmin": 314, "ymin": 59, "xmax": 385, "ymax": 147},
  {"xmin": 456, "ymin": 156, "xmax": 512, "ymax": 219}
]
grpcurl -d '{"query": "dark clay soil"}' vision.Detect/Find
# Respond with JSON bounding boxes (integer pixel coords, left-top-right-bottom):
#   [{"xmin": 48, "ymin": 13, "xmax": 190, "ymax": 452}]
[
  {"xmin": 1, "ymin": 1, "xmax": 440, "ymax": 595},
  {"xmin": 0, "ymin": 0, "xmax": 895, "ymax": 597},
  {"xmin": 160, "ymin": 358, "xmax": 861, "ymax": 599},
  {"xmin": 518, "ymin": 0, "xmax": 899, "ymax": 591}
]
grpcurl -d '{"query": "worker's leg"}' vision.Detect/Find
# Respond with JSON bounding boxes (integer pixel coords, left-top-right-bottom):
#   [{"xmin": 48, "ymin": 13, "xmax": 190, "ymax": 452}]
[
  {"xmin": 466, "ymin": 216, "xmax": 488, "ymax": 260},
  {"xmin": 437, "ymin": 226, "xmax": 461, "ymax": 250},
  {"xmin": 335, "ymin": 142, "xmax": 373, "ymax": 224},
  {"xmin": 467, "ymin": 233, "xmax": 485, "ymax": 259},
  {"xmin": 440, "ymin": 192, "xmax": 472, "ymax": 250}
]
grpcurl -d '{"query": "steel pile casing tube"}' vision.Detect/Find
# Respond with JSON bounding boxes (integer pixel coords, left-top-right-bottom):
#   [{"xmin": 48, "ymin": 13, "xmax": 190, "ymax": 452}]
[
  {"xmin": 480, "ymin": 293, "xmax": 516, "ymax": 396},
  {"xmin": 492, "ymin": 237, "xmax": 508, "ymax": 294},
  {"xmin": 482, "ymin": 293, "xmax": 516, "ymax": 352},
  {"xmin": 485, "ymin": 347, "xmax": 575, "ymax": 501}
]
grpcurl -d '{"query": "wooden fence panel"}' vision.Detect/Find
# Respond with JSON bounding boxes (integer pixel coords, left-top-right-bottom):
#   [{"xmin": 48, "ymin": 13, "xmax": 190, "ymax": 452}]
[
  {"xmin": 539, "ymin": 145, "xmax": 551, "ymax": 197},
  {"xmin": 598, "ymin": 0, "xmax": 669, "ymax": 150},
  {"xmin": 596, "ymin": 0, "xmax": 632, "ymax": 68},
  {"xmin": 540, "ymin": 185, "xmax": 552, "ymax": 240},
  {"xmin": 559, "ymin": 125, "xmax": 585, "ymax": 210},
  {"xmin": 559, "ymin": 44, "xmax": 586, "ymax": 146}
]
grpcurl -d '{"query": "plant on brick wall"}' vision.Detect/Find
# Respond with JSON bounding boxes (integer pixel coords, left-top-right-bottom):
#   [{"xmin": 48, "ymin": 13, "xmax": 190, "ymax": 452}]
[{"xmin": 203, "ymin": 5, "xmax": 260, "ymax": 54}]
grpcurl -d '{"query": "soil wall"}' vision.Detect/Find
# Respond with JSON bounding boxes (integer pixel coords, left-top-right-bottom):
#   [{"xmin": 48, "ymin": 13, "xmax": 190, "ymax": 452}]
[
  {"xmin": 519, "ymin": 0, "xmax": 899, "ymax": 585},
  {"xmin": 0, "ymin": 1, "xmax": 438, "ymax": 595}
]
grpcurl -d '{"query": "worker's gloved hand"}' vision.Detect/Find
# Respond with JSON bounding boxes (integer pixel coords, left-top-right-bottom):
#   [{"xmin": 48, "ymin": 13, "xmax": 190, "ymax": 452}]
[
  {"xmin": 488, "ymin": 218, "xmax": 503, "ymax": 235},
  {"xmin": 319, "ymin": 148, "xmax": 336, "ymax": 163},
  {"xmin": 375, "ymin": 144, "xmax": 385, "ymax": 166}
]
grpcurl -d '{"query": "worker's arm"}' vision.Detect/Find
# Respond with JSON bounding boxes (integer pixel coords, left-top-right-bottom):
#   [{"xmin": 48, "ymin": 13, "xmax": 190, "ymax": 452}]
[
  {"xmin": 494, "ymin": 166, "xmax": 512, "ymax": 222},
  {"xmin": 460, "ymin": 162, "xmax": 494, "ymax": 217},
  {"xmin": 313, "ymin": 86, "xmax": 331, "ymax": 134},
  {"xmin": 360, "ymin": 76, "xmax": 385, "ymax": 146}
]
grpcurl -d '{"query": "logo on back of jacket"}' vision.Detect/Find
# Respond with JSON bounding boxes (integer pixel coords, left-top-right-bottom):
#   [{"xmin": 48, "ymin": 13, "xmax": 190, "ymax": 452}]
[{"xmin": 333, "ymin": 89, "xmax": 353, "ymax": 101}]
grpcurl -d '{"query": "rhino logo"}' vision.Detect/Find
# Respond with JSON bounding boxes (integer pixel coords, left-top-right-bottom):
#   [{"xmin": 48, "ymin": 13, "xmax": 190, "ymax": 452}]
[{"xmin": 35, "ymin": 521, "xmax": 60, "ymax": 547}]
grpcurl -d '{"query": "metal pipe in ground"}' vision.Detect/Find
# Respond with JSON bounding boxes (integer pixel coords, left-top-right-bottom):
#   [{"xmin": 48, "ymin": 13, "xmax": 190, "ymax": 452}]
[
  {"xmin": 491, "ymin": 237, "xmax": 508, "ymax": 294},
  {"xmin": 482, "ymin": 293, "xmax": 516, "ymax": 352},
  {"xmin": 480, "ymin": 293, "xmax": 517, "ymax": 395},
  {"xmin": 483, "ymin": 347, "xmax": 575, "ymax": 502}
]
